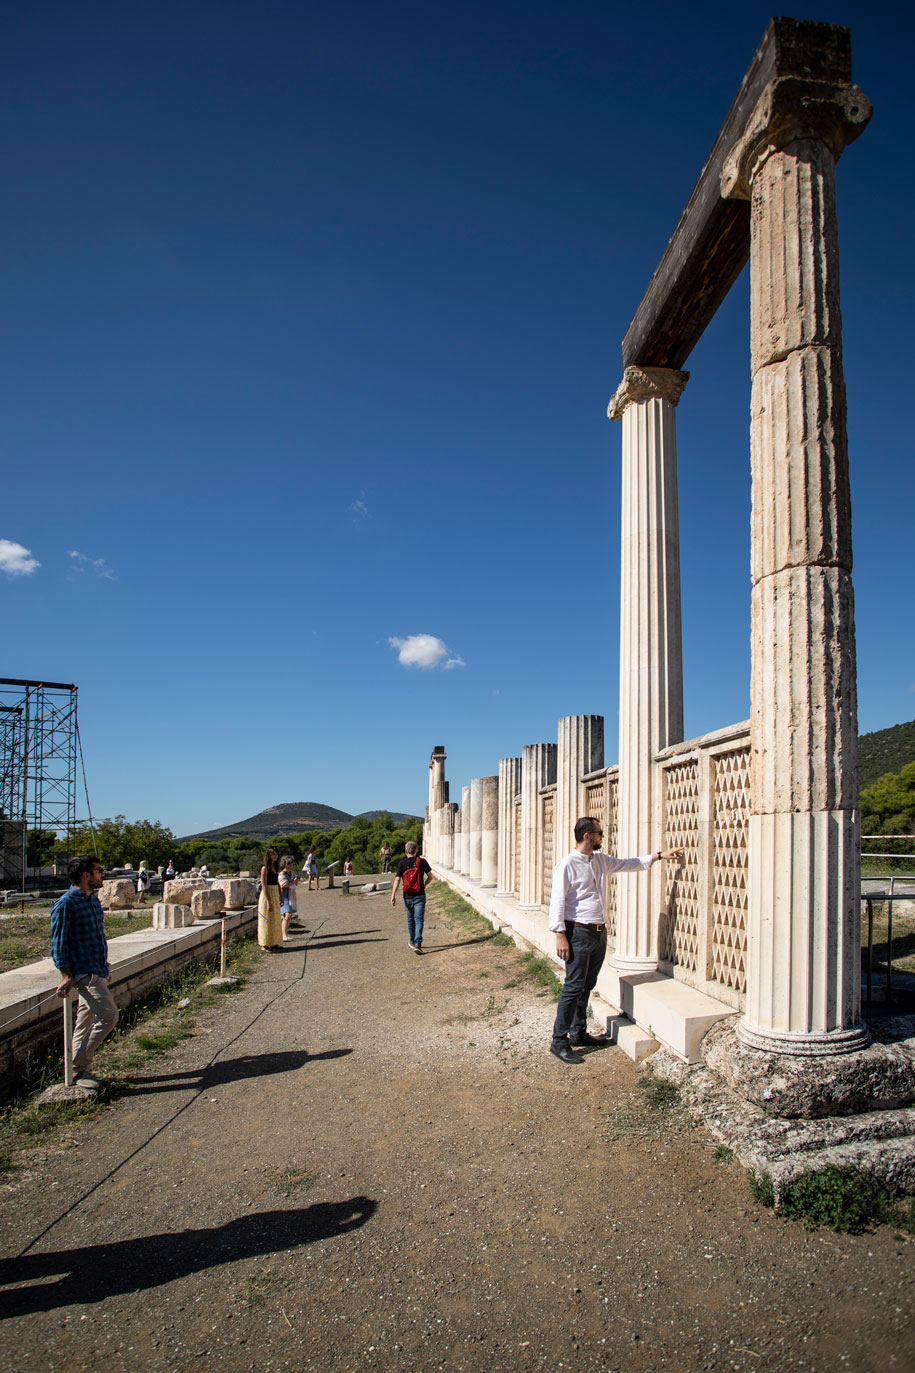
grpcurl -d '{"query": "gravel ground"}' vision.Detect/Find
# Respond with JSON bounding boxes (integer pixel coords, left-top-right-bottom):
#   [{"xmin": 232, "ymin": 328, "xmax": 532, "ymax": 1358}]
[{"xmin": 0, "ymin": 881, "xmax": 912, "ymax": 1372}]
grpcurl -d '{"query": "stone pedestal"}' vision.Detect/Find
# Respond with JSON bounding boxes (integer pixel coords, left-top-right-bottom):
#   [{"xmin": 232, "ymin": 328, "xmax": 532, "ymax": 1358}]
[
  {"xmin": 608, "ymin": 366, "xmax": 687, "ymax": 972},
  {"xmin": 211, "ymin": 878, "xmax": 251, "ymax": 910},
  {"xmin": 520, "ymin": 743, "xmax": 556, "ymax": 907},
  {"xmin": 723, "ymin": 74, "xmax": 871, "ymax": 1055},
  {"xmin": 192, "ymin": 888, "xmax": 226, "ymax": 921},
  {"xmin": 469, "ymin": 779, "xmax": 483, "ymax": 882},
  {"xmin": 480, "ymin": 776, "xmax": 499, "ymax": 887},
  {"xmin": 460, "ymin": 786, "xmax": 471, "ymax": 876},
  {"xmin": 556, "ymin": 716, "xmax": 603, "ymax": 863},
  {"xmin": 497, "ymin": 757, "xmax": 522, "ymax": 894},
  {"xmin": 153, "ymin": 902, "xmax": 194, "ymax": 930}
]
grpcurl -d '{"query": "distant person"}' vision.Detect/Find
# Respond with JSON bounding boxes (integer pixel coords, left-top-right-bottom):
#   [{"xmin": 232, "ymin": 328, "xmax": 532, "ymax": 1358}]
[
  {"xmin": 304, "ymin": 850, "xmax": 319, "ymax": 891},
  {"xmin": 343, "ymin": 857, "xmax": 354, "ymax": 878},
  {"xmin": 136, "ymin": 862, "xmax": 150, "ymax": 905},
  {"xmin": 380, "ymin": 842, "xmax": 392, "ymax": 874},
  {"xmin": 50, "ymin": 856, "xmax": 119, "ymax": 1087},
  {"xmin": 391, "ymin": 841, "xmax": 433, "ymax": 954},
  {"xmin": 547, "ymin": 817, "xmax": 683, "ymax": 1064},
  {"xmin": 278, "ymin": 856, "xmax": 298, "ymax": 942},
  {"xmin": 258, "ymin": 847, "xmax": 282, "ymax": 951},
  {"xmin": 164, "ymin": 859, "xmax": 177, "ymax": 884}
]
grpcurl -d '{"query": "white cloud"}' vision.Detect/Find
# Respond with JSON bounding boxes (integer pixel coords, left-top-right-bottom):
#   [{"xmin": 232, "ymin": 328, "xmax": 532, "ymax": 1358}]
[
  {"xmin": 389, "ymin": 633, "xmax": 466, "ymax": 671},
  {"xmin": 349, "ymin": 498, "xmax": 370, "ymax": 519},
  {"xmin": 68, "ymin": 550, "xmax": 117, "ymax": 581},
  {"xmin": 0, "ymin": 540, "xmax": 40, "ymax": 577}
]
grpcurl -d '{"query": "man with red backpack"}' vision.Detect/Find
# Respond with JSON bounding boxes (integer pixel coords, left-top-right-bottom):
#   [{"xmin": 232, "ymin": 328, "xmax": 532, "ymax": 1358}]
[{"xmin": 390, "ymin": 840, "xmax": 434, "ymax": 954}]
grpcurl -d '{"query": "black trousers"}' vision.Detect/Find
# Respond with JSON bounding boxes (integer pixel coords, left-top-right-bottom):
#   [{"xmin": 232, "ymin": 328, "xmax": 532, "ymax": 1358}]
[{"xmin": 551, "ymin": 921, "xmax": 607, "ymax": 1044}]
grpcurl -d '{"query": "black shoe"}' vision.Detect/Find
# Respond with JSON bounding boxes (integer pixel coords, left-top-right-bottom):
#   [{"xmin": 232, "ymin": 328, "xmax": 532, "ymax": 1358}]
[
  {"xmin": 550, "ymin": 1042, "xmax": 584, "ymax": 1065},
  {"xmin": 413, "ymin": 943, "xmax": 423, "ymax": 955},
  {"xmin": 569, "ymin": 1033, "xmax": 608, "ymax": 1049}
]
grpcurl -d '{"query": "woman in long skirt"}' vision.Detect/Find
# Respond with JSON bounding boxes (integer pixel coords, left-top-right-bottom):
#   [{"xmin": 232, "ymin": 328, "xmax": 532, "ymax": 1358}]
[{"xmin": 258, "ymin": 847, "xmax": 282, "ymax": 950}]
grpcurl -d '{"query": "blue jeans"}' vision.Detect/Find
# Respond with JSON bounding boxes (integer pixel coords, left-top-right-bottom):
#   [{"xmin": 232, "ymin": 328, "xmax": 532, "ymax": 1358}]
[
  {"xmin": 551, "ymin": 921, "xmax": 607, "ymax": 1044},
  {"xmin": 403, "ymin": 893, "xmax": 426, "ymax": 946}
]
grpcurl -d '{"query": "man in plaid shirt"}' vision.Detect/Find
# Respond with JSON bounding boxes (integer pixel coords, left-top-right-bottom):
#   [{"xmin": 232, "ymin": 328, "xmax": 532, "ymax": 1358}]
[{"xmin": 51, "ymin": 856, "xmax": 119, "ymax": 1087}]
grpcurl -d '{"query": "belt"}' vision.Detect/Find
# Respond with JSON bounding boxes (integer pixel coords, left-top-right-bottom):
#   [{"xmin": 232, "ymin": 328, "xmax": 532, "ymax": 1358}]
[{"xmin": 566, "ymin": 919, "xmax": 604, "ymax": 929}]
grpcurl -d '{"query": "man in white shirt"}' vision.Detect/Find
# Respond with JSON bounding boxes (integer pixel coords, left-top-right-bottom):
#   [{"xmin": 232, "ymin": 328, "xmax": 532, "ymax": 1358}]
[{"xmin": 548, "ymin": 816, "xmax": 682, "ymax": 1064}]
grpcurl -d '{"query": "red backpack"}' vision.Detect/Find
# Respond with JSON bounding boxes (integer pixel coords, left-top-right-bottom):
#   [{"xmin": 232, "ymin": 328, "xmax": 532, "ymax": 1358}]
[{"xmin": 402, "ymin": 856, "xmax": 424, "ymax": 894}]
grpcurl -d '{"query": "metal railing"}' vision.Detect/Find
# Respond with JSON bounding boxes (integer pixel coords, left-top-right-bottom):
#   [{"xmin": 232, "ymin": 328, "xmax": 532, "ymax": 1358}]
[{"xmin": 862, "ymin": 890, "xmax": 914, "ymax": 1010}]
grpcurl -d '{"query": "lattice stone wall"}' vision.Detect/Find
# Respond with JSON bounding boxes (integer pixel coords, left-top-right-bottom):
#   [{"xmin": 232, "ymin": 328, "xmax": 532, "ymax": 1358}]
[
  {"xmin": 512, "ymin": 795, "xmax": 522, "ymax": 896},
  {"xmin": 711, "ymin": 746, "xmax": 750, "ymax": 992},
  {"xmin": 583, "ymin": 778, "xmax": 605, "ymax": 833},
  {"xmin": 661, "ymin": 759, "xmax": 701, "ymax": 972},
  {"xmin": 540, "ymin": 789, "xmax": 555, "ymax": 906}
]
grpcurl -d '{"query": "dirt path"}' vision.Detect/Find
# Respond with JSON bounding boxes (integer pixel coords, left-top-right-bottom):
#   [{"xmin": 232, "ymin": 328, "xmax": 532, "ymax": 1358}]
[{"xmin": 0, "ymin": 882, "xmax": 911, "ymax": 1371}]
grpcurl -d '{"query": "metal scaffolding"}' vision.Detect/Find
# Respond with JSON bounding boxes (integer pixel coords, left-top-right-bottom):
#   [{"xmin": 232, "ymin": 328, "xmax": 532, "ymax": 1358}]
[{"xmin": 0, "ymin": 679, "xmax": 79, "ymax": 890}]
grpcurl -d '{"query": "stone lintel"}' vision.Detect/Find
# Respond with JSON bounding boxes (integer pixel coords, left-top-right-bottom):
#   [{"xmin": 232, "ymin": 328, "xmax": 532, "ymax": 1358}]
[
  {"xmin": 608, "ymin": 366, "xmax": 689, "ymax": 421},
  {"xmin": 722, "ymin": 76, "xmax": 872, "ymax": 201}
]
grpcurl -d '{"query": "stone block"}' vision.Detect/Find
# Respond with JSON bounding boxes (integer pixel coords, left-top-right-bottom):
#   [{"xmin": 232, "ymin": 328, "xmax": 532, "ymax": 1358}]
[
  {"xmin": 99, "ymin": 879, "xmax": 136, "ymax": 910},
  {"xmin": 210, "ymin": 878, "xmax": 250, "ymax": 910},
  {"xmin": 163, "ymin": 878, "xmax": 208, "ymax": 907},
  {"xmin": 191, "ymin": 888, "xmax": 226, "ymax": 921},
  {"xmin": 152, "ymin": 903, "xmax": 195, "ymax": 930}
]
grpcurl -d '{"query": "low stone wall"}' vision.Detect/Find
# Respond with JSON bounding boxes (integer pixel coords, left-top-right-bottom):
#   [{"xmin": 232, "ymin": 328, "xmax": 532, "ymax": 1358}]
[{"xmin": 0, "ymin": 906, "xmax": 257, "ymax": 1080}]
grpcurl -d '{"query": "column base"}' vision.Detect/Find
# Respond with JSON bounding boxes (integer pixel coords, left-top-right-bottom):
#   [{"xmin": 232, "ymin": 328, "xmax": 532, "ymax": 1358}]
[
  {"xmin": 611, "ymin": 953, "xmax": 659, "ymax": 974},
  {"xmin": 737, "ymin": 1019, "xmax": 870, "ymax": 1057}
]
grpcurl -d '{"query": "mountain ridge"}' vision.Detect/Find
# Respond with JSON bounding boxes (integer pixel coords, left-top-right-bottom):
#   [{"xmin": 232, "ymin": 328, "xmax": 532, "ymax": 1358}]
[{"xmin": 179, "ymin": 800, "xmax": 419, "ymax": 843}]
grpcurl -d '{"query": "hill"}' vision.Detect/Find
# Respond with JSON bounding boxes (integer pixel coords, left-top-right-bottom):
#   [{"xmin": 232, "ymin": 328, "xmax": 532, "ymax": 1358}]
[
  {"xmin": 858, "ymin": 719, "xmax": 915, "ymax": 791},
  {"xmin": 180, "ymin": 801, "xmax": 419, "ymax": 843}
]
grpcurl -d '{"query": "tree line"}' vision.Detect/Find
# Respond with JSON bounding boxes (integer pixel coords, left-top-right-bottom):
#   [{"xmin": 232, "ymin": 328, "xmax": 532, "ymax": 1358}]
[{"xmin": 35, "ymin": 811, "xmax": 423, "ymax": 877}]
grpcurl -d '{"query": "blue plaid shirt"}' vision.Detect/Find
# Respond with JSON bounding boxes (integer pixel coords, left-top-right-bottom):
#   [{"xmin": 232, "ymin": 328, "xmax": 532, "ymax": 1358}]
[{"xmin": 50, "ymin": 887, "xmax": 110, "ymax": 981}]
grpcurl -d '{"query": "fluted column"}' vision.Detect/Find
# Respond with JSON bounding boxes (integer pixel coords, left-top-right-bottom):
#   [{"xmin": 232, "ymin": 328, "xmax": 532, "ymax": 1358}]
[
  {"xmin": 481, "ymin": 776, "xmax": 500, "ymax": 887},
  {"xmin": 469, "ymin": 779, "xmax": 483, "ymax": 881},
  {"xmin": 453, "ymin": 808, "xmax": 462, "ymax": 873},
  {"xmin": 555, "ymin": 716, "xmax": 603, "ymax": 862},
  {"xmin": 520, "ymin": 743, "xmax": 557, "ymax": 908},
  {"xmin": 608, "ymin": 365, "xmax": 687, "ymax": 972},
  {"xmin": 722, "ymin": 74, "xmax": 871, "ymax": 1053},
  {"xmin": 460, "ymin": 785, "xmax": 471, "ymax": 875},
  {"xmin": 497, "ymin": 757, "xmax": 522, "ymax": 894}
]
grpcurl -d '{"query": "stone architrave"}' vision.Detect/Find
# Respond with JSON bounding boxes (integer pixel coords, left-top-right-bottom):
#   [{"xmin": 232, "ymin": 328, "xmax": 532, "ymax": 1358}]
[
  {"xmin": 460, "ymin": 786, "xmax": 471, "ymax": 875},
  {"xmin": 192, "ymin": 888, "xmax": 226, "ymax": 921},
  {"xmin": 152, "ymin": 903, "xmax": 195, "ymax": 930},
  {"xmin": 164, "ymin": 878, "xmax": 209, "ymax": 907},
  {"xmin": 497, "ymin": 757, "xmax": 522, "ymax": 894},
  {"xmin": 210, "ymin": 878, "xmax": 250, "ymax": 910},
  {"xmin": 555, "ymin": 716, "xmax": 603, "ymax": 865},
  {"xmin": 608, "ymin": 365, "xmax": 688, "ymax": 972},
  {"xmin": 722, "ymin": 73, "xmax": 871, "ymax": 1055},
  {"xmin": 469, "ymin": 779, "xmax": 484, "ymax": 882},
  {"xmin": 520, "ymin": 743, "xmax": 557, "ymax": 907},
  {"xmin": 99, "ymin": 879, "xmax": 136, "ymax": 910},
  {"xmin": 480, "ymin": 776, "xmax": 500, "ymax": 888}
]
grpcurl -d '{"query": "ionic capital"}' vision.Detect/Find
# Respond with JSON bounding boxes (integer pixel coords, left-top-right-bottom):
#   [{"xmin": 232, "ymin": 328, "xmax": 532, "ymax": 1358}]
[
  {"xmin": 721, "ymin": 76, "xmax": 871, "ymax": 201},
  {"xmin": 607, "ymin": 365, "xmax": 689, "ymax": 421}
]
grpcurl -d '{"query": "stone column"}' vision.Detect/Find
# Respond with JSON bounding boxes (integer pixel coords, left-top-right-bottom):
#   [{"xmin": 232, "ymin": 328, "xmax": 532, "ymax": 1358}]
[
  {"xmin": 520, "ymin": 744, "xmax": 557, "ymax": 907},
  {"xmin": 497, "ymin": 757, "xmax": 522, "ymax": 894},
  {"xmin": 453, "ymin": 808, "xmax": 462, "ymax": 873},
  {"xmin": 480, "ymin": 776, "xmax": 500, "ymax": 887},
  {"xmin": 555, "ymin": 716, "xmax": 603, "ymax": 864},
  {"xmin": 460, "ymin": 785, "xmax": 471, "ymax": 875},
  {"xmin": 439, "ymin": 803, "xmax": 457, "ymax": 869},
  {"xmin": 469, "ymin": 779, "xmax": 483, "ymax": 882},
  {"xmin": 722, "ymin": 75, "xmax": 871, "ymax": 1054},
  {"xmin": 608, "ymin": 365, "xmax": 687, "ymax": 972}
]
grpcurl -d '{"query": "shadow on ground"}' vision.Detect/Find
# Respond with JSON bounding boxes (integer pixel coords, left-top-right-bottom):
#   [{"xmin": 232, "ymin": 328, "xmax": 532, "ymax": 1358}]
[
  {"xmin": 0, "ymin": 1197, "xmax": 378, "ymax": 1316},
  {"xmin": 124, "ymin": 1048, "xmax": 353, "ymax": 1095}
]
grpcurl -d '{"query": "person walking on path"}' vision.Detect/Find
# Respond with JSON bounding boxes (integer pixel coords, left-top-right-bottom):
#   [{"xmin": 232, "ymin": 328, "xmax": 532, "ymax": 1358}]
[
  {"xmin": 136, "ymin": 861, "xmax": 150, "ymax": 904},
  {"xmin": 380, "ymin": 842, "xmax": 392, "ymax": 874},
  {"xmin": 258, "ymin": 847, "xmax": 283, "ymax": 951},
  {"xmin": 391, "ymin": 840, "xmax": 433, "ymax": 954},
  {"xmin": 304, "ymin": 850, "xmax": 320, "ymax": 891},
  {"xmin": 548, "ymin": 817, "xmax": 682, "ymax": 1064},
  {"xmin": 50, "ymin": 856, "xmax": 119, "ymax": 1087}
]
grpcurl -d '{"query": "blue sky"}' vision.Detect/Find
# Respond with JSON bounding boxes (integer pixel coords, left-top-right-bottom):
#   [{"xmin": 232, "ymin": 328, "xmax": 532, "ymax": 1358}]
[{"xmin": 3, "ymin": 1, "xmax": 913, "ymax": 836}]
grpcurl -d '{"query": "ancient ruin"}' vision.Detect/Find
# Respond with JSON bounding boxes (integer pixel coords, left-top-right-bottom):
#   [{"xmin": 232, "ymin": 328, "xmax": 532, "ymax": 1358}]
[{"xmin": 421, "ymin": 19, "xmax": 914, "ymax": 1177}]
